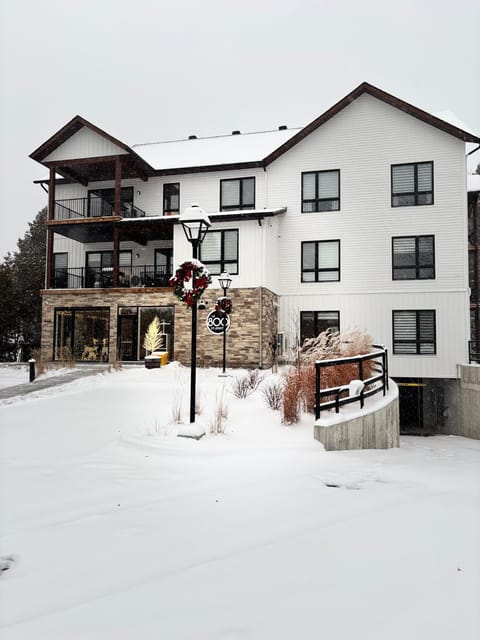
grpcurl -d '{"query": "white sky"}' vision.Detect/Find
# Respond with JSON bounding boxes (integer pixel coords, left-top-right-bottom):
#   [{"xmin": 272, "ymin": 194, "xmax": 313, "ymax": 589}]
[{"xmin": 0, "ymin": 0, "xmax": 479, "ymax": 258}]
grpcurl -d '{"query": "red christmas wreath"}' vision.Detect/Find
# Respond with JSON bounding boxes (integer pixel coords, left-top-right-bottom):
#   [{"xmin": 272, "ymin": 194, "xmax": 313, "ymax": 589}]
[
  {"xmin": 215, "ymin": 296, "xmax": 233, "ymax": 315},
  {"xmin": 169, "ymin": 260, "xmax": 212, "ymax": 306}
]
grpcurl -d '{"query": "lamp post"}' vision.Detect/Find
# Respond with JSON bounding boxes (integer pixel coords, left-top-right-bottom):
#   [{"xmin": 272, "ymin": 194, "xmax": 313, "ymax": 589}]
[
  {"xmin": 218, "ymin": 272, "xmax": 232, "ymax": 375},
  {"xmin": 180, "ymin": 204, "xmax": 211, "ymax": 423}
]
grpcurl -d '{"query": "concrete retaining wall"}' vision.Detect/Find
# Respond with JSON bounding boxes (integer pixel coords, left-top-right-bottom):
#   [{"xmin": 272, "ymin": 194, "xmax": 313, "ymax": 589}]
[
  {"xmin": 459, "ymin": 365, "xmax": 480, "ymax": 439},
  {"xmin": 314, "ymin": 384, "xmax": 399, "ymax": 451}
]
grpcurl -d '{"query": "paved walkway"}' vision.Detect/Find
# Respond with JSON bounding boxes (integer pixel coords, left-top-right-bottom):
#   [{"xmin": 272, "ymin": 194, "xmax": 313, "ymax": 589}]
[{"xmin": 0, "ymin": 365, "xmax": 111, "ymax": 401}]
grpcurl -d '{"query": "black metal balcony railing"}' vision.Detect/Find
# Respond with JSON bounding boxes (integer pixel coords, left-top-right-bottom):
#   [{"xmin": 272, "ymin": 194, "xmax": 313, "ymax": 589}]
[
  {"xmin": 54, "ymin": 198, "xmax": 145, "ymax": 220},
  {"xmin": 52, "ymin": 265, "xmax": 170, "ymax": 289}
]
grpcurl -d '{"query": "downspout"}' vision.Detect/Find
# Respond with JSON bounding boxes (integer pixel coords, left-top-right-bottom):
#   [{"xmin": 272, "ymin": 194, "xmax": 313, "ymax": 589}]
[{"xmin": 258, "ymin": 167, "xmax": 268, "ymax": 368}]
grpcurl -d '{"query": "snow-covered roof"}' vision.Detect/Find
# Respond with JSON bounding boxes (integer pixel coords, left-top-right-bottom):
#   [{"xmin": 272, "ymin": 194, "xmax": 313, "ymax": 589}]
[
  {"xmin": 468, "ymin": 174, "xmax": 480, "ymax": 192},
  {"xmin": 131, "ymin": 128, "xmax": 302, "ymax": 170}
]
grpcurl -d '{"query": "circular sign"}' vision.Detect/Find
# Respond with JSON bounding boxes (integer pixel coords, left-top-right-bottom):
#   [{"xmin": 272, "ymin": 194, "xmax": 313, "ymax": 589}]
[{"xmin": 206, "ymin": 310, "xmax": 231, "ymax": 335}]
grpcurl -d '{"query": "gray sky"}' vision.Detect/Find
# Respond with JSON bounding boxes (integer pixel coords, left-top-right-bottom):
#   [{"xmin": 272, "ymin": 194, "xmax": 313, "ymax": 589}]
[{"xmin": 1, "ymin": 0, "xmax": 479, "ymax": 259}]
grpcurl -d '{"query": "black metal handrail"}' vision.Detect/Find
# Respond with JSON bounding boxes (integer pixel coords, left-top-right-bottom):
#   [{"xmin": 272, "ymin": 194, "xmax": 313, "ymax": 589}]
[
  {"xmin": 54, "ymin": 198, "xmax": 145, "ymax": 220},
  {"xmin": 52, "ymin": 264, "xmax": 170, "ymax": 289},
  {"xmin": 314, "ymin": 345, "xmax": 388, "ymax": 419},
  {"xmin": 469, "ymin": 340, "xmax": 480, "ymax": 364}
]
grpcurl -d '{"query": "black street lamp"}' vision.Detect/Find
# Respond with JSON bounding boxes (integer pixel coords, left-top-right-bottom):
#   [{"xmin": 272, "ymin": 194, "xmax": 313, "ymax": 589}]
[
  {"xmin": 180, "ymin": 204, "xmax": 211, "ymax": 423},
  {"xmin": 218, "ymin": 272, "xmax": 232, "ymax": 375}
]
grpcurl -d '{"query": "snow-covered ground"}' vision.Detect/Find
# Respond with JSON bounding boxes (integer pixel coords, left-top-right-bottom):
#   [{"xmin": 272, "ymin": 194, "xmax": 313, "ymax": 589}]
[{"xmin": 0, "ymin": 364, "xmax": 479, "ymax": 639}]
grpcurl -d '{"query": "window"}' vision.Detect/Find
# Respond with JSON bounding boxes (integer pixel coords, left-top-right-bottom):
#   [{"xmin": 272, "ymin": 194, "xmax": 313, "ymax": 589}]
[
  {"xmin": 302, "ymin": 170, "xmax": 340, "ymax": 212},
  {"xmin": 220, "ymin": 178, "xmax": 255, "ymax": 211},
  {"xmin": 393, "ymin": 310, "xmax": 436, "ymax": 354},
  {"xmin": 200, "ymin": 229, "xmax": 238, "ymax": 275},
  {"xmin": 391, "ymin": 162, "xmax": 433, "ymax": 207},
  {"xmin": 392, "ymin": 235, "xmax": 435, "ymax": 280},
  {"xmin": 301, "ymin": 240, "xmax": 340, "ymax": 282},
  {"xmin": 53, "ymin": 253, "xmax": 68, "ymax": 288},
  {"xmin": 301, "ymin": 311, "xmax": 340, "ymax": 344},
  {"xmin": 54, "ymin": 308, "xmax": 110, "ymax": 361},
  {"xmin": 85, "ymin": 251, "xmax": 131, "ymax": 288},
  {"xmin": 88, "ymin": 187, "xmax": 133, "ymax": 217},
  {"xmin": 163, "ymin": 183, "xmax": 180, "ymax": 214}
]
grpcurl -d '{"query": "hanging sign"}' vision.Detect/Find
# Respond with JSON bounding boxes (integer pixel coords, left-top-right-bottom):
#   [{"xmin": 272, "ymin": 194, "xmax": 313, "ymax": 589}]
[{"xmin": 206, "ymin": 310, "xmax": 231, "ymax": 335}]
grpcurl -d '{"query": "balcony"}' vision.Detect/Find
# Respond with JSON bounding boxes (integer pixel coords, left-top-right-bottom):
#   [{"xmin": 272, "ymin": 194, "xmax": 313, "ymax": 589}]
[
  {"xmin": 51, "ymin": 265, "xmax": 171, "ymax": 289},
  {"xmin": 54, "ymin": 197, "xmax": 145, "ymax": 220}
]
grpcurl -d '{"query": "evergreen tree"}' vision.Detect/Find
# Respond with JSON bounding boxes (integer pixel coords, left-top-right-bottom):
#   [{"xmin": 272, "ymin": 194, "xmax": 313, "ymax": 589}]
[{"xmin": 0, "ymin": 208, "xmax": 47, "ymax": 359}]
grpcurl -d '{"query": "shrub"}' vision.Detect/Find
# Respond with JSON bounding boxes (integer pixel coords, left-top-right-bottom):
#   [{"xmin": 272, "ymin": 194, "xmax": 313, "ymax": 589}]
[
  {"xmin": 261, "ymin": 379, "xmax": 285, "ymax": 411},
  {"xmin": 282, "ymin": 328, "xmax": 374, "ymax": 424},
  {"xmin": 210, "ymin": 383, "xmax": 229, "ymax": 434},
  {"xmin": 232, "ymin": 369, "xmax": 264, "ymax": 398}
]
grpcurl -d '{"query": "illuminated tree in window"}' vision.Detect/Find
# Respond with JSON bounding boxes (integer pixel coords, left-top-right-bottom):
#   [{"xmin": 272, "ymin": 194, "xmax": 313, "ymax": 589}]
[{"xmin": 143, "ymin": 316, "xmax": 163, "ymax": 354}]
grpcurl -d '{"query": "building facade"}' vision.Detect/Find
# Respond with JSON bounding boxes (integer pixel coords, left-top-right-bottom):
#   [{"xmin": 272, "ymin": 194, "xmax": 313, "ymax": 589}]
[{"xmin": 30, "ymin": 82, "xmax": 480, "ymax": 431}]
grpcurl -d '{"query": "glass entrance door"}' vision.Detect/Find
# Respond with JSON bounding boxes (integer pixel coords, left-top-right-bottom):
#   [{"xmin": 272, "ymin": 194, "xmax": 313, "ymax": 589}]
[{"xmin": 118, "ymin": 314, "xmax": 137, "ymax": 361}]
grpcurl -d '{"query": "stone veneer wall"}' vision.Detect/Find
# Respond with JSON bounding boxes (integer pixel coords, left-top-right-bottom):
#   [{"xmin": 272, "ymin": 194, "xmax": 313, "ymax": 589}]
[{"xmin": 41, "ymin": 286, "xmax": 278, "ymax": 369}]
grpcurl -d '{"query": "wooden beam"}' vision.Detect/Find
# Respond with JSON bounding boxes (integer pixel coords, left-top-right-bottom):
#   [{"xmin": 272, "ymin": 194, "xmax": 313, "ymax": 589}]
[
  {"xmin": 113, "ymin": 225, "xmax": 120, "ymax": 288},
  {"xmin": 48, "ymin": 167, "xmax": 56, "ymax": 221},
  {"xmin": 45, "ymin": 154, "xmax": 127, "ymax": 167},
  {"xmin": 46, "ymin": 229, "xmax": 54, "ymax": 288}
]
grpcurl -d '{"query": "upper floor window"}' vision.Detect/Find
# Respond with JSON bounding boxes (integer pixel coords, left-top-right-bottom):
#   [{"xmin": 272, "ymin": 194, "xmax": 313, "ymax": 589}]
[
  {"xmin": 220, "ymin": 178, "xmax": 255, "ymax": 211},
  {"xmin": 53, "ymin": 253, "xmax": 68, "ymax": 288},
  {"xmin": 163, "ymin": 183, "xmax": 180, "ymax": 215},
  {"xmin": 393, "ymin": 310, "xmax": 436, "ymax": 355},
  {"xmin": 302, "ymin": 170, "xmax": 340, "ymax": 212},
  {"xmin": 392, "ymin": 235, "xmax": 435, "ymax": 280},
  {"xmin": 88, "ymin": 187, "xmax": 133, "ymax": 217},
  {"xmin": 301, "ymin": 240, "xmax": 340, "ymax": 282},
  {"xmin": 300, "ymin": 310, "xmax": 340, "ymax": 345},
  {"xmin": 391, "ymin": 162, "xmax": 433, "ymax": 207},
  {"xmin": 200, "ymin": 229, "xmax": 239, "ymax": 275}
]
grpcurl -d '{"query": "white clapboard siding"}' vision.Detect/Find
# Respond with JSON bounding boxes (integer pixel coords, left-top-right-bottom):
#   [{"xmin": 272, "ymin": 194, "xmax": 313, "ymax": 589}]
[
  {"xmin": 267, "ymin": 94, "xmax": 468, "ymax": 296},
  {"xmin": 44, "ymin": 126, "xmax": 128, "ymax": 162},
  {"xmin": 278, "ymin": 290, "xmax": 469, "ymax": 379}
]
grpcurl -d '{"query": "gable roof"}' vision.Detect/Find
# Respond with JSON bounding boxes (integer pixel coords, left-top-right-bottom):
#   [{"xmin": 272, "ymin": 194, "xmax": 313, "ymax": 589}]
[
  {"xmin": 30, "ymin": 83, "xmax": 480, "ymax": 181},
  {"xmin": 263, "ymin": 82, "xmax": 480, "ymax": 166}
]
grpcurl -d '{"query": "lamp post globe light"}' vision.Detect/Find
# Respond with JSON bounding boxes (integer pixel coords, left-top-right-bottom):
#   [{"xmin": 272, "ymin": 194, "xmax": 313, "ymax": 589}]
[
  {"xmin": 179, "ymin": 205, "xmax": 211, "ymax": 424},
  {"xmin": 218, "ymin": 272, "xmax": 232, "ymax": 375}
]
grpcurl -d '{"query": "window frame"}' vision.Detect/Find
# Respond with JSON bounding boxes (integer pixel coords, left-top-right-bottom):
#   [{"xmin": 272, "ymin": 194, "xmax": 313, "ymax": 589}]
[
  {"xmin": 301, "ymin": 239, "xmax": 340, "ymax": 283},
  {"xmin": 392, "ymin": 309, "xmax": 437, "ymax": 355},
  {"xmin": 301, "ymin": 169, "xmax": 340, "ymax": 213},
  {"xmin": 300, "ymin": 310, "xmax": 340, "ymax": 345},
  {"xmin": 163, "ymin": 183, "xmax": 180, "ymax": 215},
  {"xmin": 53, "ymin": 252, "xmax": 68, "ymax": 288},
  {"xmin": 391, "ymin": 161, "xmax": 434, "ymax": 207},
  {"xmin": 87, "ymin": 187, "xmax": 134, "ymax": 217},
  {"xmin": 392, "ymin": 235, "xmax": 435, "ymax": 280},
  {"xmin": 199, "ymin": 229, "xmax": 239, "ymax": 275},
  {"xmin": 219, "ymin": 177, "xmax": 255, "ymax": 211}
]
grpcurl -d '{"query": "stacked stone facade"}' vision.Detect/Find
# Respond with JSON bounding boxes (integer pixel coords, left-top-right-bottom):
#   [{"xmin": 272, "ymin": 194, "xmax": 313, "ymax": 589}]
[{"xmin": 41, "ymin": 286, "xmax": 278, "ymax": 369}]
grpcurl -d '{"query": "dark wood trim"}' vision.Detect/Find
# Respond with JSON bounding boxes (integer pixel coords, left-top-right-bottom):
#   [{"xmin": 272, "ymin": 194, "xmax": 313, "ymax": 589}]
[
  {"xmin": 114, "ymin": 157, "xmax": 122, "ymax": 216},
  {"xmin": 45, "ymin": 154, "xmax": 128, "ymax": 168},
  {"xmin": 113, "ymin": 226, "xmax": 120, "ymax": 288},
  {"xmin": 46, "ymin": 229, "xmax": 54, "ymax": 287},
  {"xmin": 48, "ymin": 167, "xmax": 56, "ymax": 221}
]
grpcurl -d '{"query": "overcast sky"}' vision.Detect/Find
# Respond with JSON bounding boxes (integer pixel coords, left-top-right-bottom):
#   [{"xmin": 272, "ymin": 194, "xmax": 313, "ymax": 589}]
[{"xmin": 0, "ymin": 0, "xmax": 479, "ymax": 258}]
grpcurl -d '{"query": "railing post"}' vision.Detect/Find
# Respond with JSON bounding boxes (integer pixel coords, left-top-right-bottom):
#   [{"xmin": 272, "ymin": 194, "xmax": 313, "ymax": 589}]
[
  {"xmin": 358, "ymin": 358, "xmax": 364, "ymax": 381},
  {"xmin": 315, "ymin": 362, "xmax": 321, "ymax": 419}
]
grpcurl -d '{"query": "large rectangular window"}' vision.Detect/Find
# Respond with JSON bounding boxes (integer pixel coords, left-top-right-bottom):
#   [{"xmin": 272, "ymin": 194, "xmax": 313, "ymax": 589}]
[
  {"xmin": 88, "ymin": 187, "xmax": 134, "ymax": 217},
  {"xmin": 220, "ymin": 178, "xmax": 255, "ymax": 211},
  {"xmin": 86, "ymin": 251, "xmax": 131, "ymax": 288},
  {"xmin": 391, "ymin": 162, "xmax": 433, "ymax": 207},
  {"xmin": 392, "ymin": 235, "xmax": 435, "ymax": 280},
  {"xmin": 163, "ymin": 183, "xmax": 180, "ymax": 214},
  {"xmin": 200, "ymin": 229, "xmax": 239, "ymax": 275},
  {"xmin": 301, "ymin": 240, "xmax": 340, "ymax": 282},
  {"xmin": 54, "ymin": 307, "xmax": 110, "ymax": 361},
  {"xmin": 300, "ymin": 311, "xmax": 340, "ymax": 344},
  {"xmin": 302, "ymin": 170, "xmax": 340, "ymax": 212},
  {"xmin": 393, "ymin": 310, "xmax": 436, "ymax": 354}
]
